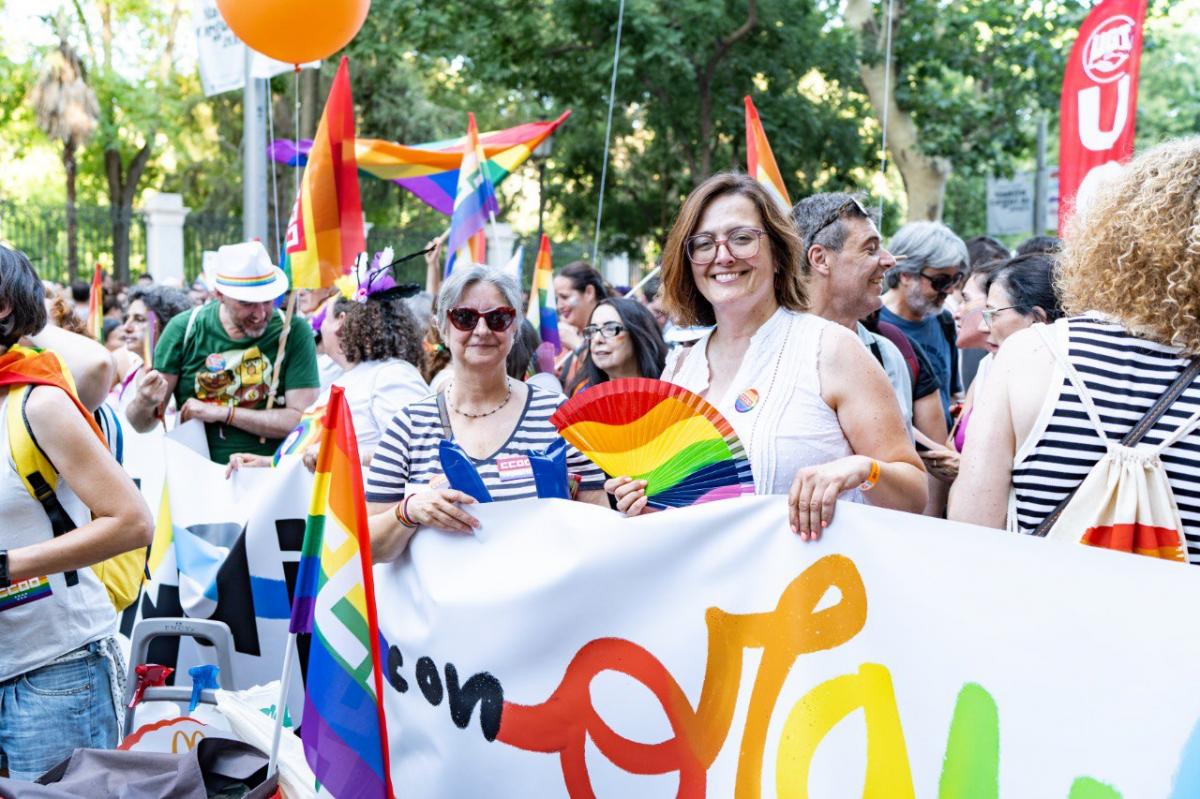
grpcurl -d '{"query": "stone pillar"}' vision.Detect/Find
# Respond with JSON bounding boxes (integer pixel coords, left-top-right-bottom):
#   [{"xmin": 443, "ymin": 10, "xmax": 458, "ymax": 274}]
[{"xmin": 144, "ymin": 192, "xmax": 190, "ymax": 287}]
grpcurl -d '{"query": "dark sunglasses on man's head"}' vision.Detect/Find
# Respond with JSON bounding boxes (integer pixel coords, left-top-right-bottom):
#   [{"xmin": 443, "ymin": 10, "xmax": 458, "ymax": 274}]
[
  {"xmin": 918, "ymin": 270, "xmax": 966, "ymax": 293},
  {"xmin": 447, "ymin": 305, "xmax": 517, "ymax": 333}
]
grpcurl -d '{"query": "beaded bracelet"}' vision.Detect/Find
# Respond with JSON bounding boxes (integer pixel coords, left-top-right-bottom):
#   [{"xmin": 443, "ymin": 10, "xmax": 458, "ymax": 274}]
[{"xmin": 859, "ymin": 459, "xmax": 881, "ymax": 492}]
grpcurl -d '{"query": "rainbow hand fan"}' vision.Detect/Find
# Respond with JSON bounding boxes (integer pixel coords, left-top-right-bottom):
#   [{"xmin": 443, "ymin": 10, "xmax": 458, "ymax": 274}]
[{"xmin": 550, "ymin": 377, "xmax": 755, "ymax": 509}]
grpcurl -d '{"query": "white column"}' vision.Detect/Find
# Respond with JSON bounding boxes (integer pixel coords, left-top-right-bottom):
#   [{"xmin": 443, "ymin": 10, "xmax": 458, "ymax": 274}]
[
  {"xmin": 602, "ymin": 253, "xmax": 630, "ymax": 288},
  {"xmin": 485, "ymin": 222, "xmax": 517, "ymax": 270},
  {"xmin": 144, "ymin": 192, "xmax": 190, "ymax": 286}
]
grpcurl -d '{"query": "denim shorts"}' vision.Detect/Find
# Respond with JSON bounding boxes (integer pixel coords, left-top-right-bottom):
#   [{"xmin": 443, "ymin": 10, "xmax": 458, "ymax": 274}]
[{"xmin": 0, "ymin": 640, "xmax": 119, "ymax": 781}]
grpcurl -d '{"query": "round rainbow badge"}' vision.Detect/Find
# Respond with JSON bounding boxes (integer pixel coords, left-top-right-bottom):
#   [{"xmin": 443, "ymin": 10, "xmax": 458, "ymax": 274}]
[{"xmin": 734, "ymin": 388, "xmax": 759, "ymax": 413}]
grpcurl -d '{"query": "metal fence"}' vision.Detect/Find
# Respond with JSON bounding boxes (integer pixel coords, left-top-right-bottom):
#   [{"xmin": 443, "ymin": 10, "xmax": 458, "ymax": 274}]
[
  {"xmin": 183, "ymin": 212, "xmax": 245, "ymax": 284},
  {"xmin": 0, "ymin": 201, "xmax": 146, "ymax": 285}
]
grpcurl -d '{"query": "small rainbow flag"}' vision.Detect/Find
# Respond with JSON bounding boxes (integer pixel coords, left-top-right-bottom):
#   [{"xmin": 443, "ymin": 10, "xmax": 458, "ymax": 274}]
[
  {"xmin": 744, "ymin": 96, "xmax": 791, "ymax": 211},
  {"xmin": 283, "ymin": 56, "xmax": 365, "ymax": 291},
  {"xmin": 142, "ymin": 310, "xmax": 158, "ymax": 370},
  {"xmin": 269, "ymin": 112, "xmax": 570, "ymax": 216},
  {"xmin": 291, "ymin": 386, "xmax": 392, "ymax": 798},
  {"xmin": 445, "ymin": 113, "xmax": 499, "ymax": 276},
  {"xmin": 86, "ymin": 267, "xmax": 103, "ymax": 341},
  {"xmin": 525, "ymin": 234, "xmax": 560, "ymax": 354},
  {"xmin": 272, "ymin": 403, "xmax": 325, "ymax": 466}
]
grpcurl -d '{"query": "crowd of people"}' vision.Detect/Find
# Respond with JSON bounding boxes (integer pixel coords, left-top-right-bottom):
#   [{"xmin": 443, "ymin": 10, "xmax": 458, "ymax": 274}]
[{"xmin": 3, "ymin": 135, "xmax": 1200, "ymax": 779}]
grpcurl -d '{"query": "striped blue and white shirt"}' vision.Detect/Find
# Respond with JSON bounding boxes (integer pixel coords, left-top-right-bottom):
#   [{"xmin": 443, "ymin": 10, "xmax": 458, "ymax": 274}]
[{"xmin": 365, "ymin": 385, "xmax": 605, "ymax": 504}]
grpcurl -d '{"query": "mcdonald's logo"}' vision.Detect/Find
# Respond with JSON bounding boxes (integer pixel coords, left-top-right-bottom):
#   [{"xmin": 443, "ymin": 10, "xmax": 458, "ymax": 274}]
[{"xmin": 171, "ymin": 729, "xmax": 206, "ymax": 753}]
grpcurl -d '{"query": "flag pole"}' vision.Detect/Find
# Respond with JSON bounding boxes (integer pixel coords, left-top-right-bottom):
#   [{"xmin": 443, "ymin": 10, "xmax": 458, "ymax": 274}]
[
  {"xmin": 627, "ymin": 265, "xmax": 660, "ymax": 300},
  {"xmin": 266, "ymin": 631, "xmax": 299, "ymax": 778}
]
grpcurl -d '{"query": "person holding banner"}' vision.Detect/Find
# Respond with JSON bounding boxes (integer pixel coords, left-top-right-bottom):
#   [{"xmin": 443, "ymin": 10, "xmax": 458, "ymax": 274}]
[
  {"xmin": 365, "ymin": 266, "xmax": 607, "ymax": 560},
  {"xmin": 110, "ymin": 285, "xmax": 193, "ymax": 405},
  {"xmin": 951, "ymin": 138, "xmax": 1200, "ymax": 557},
  {"xmin": 0, "ymin": 245, "xmax": 154, "ymax": 780},
  {"xmin": 610, "ymin": 173, "xmax": 926, "ymax": 538}
]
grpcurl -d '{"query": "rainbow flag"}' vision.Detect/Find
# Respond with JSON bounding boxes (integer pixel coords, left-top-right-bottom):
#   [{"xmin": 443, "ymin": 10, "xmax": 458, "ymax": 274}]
[
  {"xmin": 525, "ymin": 234, "xmax": 560, "ymax": 354},
  {"xmin": 291, "ymin": 386, "xmax": 392, "ymax": 798},
  {"xmin": 142, "ymin": 309, "xmax": 158, "ymax": 370},
  {"xmin": 86, "ymin": 267, "xmax": 103, "ymax": 341},
  {"xmin": 283, "ymin": 56, "xmax": 365, "ymax": 291},
  {"xmin": 269, "ymin": 111, "xmax": 570, "ymax": 215},
  {"xmin": 744, "ymin": 96, "xmax": 791, "ymax": 211},
  {"xmin": 445, "ymin": 113, "xmax": 499, "ymax": 276}
]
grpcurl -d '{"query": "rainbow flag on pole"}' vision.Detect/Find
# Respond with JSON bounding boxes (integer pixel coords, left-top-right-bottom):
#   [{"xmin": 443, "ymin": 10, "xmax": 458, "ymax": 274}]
[
  {"xmin": 744, "ymin": 96, "xmax": 791, "ymax": 211},
  {"xmin": 283, "ymin": 56, "xmax": 365, "ymax": 291},
  {"xmin": 445, "ymin": 113, "xmax": 499, "ymax": 276},
  {"xmin": 269, "ymin": 111, "xmax": 570, "ymax": 216},
  {"xmin": 291, "ymin": 386, "xmax": 392, "ymax": 798},
  {"xmin": 86, "ymin": 266, "xmax": 103, "ymax": 341},
  {"xmin": 525, "ymin": 234, "xmax": 560, "ymax": 354}
]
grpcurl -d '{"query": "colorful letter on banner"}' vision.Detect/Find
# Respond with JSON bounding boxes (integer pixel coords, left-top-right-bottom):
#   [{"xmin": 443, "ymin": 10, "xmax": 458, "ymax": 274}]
[
  {"xmin": 524, "ymin": 234, "xmax": 560, "ymax": 354},
  {"xmin": 284, "ymin": 56, "xmax": 365, "ymax": 290},
  {"xmin": 1058, "ymin": 0, "xmax": 1147, "ymax": 233},
  {"xmin": 745, "ymin": 96, "xmax": 791, "ymax": 211},
  {"xmin": 293, "ymin": 386, "xmax": 392, "ymax": 799}
]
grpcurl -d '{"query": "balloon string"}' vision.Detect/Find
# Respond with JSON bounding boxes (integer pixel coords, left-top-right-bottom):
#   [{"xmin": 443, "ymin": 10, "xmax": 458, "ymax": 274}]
[
  {"xmin": 266, "ymin": 77, "xmax": 283, "ymax": 262},
  {"xmin": 293, "ymin": 66, "xmax": 301, "ymax": 217}
]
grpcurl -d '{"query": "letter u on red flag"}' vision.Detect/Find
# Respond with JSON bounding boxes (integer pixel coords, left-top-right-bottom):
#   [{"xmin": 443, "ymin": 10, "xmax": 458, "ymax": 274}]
[{"xmin": 1058, "ymin": 0, "xmax": 1147, "ymax": 234}]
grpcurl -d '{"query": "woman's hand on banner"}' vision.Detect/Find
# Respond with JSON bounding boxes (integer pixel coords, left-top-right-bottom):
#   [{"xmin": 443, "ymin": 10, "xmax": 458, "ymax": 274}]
[
  {"xmin": 225, "ymin": 452, "xmax": 273, "ymax": 478},
  {"xmin": 788, "ymin": 456, "xmax": 872, "ymax": 540},
  {"xmin": 406, "ymin": 489, "xmax": 480, "ymax": 533},
  {"xmin": 606, "ymin": 476, "xmax": 651, "ymax": 517}
]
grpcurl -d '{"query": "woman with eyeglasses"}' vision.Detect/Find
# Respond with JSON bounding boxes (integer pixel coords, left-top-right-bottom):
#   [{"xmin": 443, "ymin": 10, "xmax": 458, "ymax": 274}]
[
  {"xmin": 565, "ymin": 298, "xmax": 667, "ymax": 396},
  {"xmin": 609, "ymin": 173, "xmax": 926, "ymax": 537},
  {"xmin": 364, "ymin": 266, "xmax": 607, "ymax": 561},
  {"xmin": 976, "ymin": 253, "xmax": 1062, "ymax": 352}
]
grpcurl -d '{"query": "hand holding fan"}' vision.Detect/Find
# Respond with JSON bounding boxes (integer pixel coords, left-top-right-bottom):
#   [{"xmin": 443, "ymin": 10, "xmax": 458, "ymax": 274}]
[{"xmin": 550, "ymin": 377, "xmax": 755, "ymax": 509}]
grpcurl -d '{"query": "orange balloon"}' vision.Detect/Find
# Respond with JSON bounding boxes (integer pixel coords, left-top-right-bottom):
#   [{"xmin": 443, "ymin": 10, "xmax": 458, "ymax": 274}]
[{"xmin": 216, "ymin": 0, "xmax": 371, "ymax": 65}]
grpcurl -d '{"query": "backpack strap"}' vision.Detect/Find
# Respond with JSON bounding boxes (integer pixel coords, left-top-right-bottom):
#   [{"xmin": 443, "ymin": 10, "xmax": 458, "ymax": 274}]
[
  {"xmin": 1031, "ymin": 320, "xmax": 1200, "ymax": 537},
  {"xmin": 5, "ymin": 385, "xmax": 80, "ymax": 586}
]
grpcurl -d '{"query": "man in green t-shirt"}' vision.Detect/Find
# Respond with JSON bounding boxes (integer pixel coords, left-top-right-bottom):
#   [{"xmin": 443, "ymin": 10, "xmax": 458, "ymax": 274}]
[{"xmin": 125, "ymin": 241, "xmax": 319, "ymax": 464}]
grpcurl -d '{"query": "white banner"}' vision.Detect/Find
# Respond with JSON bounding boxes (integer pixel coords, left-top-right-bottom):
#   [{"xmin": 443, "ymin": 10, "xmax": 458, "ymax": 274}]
[
  {"xmin": 376, "ymin": 496, "xmax": 1200, "ymax": 797},
  {"xmin": 192, "ymin": 0, "xmax": 318, "ymax": 97}
]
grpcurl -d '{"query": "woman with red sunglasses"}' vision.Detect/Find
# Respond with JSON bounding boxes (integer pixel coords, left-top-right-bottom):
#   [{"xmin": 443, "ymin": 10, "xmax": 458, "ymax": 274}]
[{"xmin": 364, "ymin": 266, "xmax": 608, "ymax": 561}]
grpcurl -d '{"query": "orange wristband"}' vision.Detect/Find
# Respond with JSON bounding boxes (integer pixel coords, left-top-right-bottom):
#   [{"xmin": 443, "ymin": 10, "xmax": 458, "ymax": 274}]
[{"xmin": 858, "ymin": 459, "xmax": 880, "ymax": 491}]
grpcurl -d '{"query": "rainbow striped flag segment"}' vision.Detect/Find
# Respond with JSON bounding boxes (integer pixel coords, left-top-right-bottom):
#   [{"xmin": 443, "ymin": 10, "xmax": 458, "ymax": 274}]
[
  {"xmin": 525, "ymin": 234, "xmax": 560, "ymax": 354},
  {"xmin": 445, "ymin": 113, "xmax": 499, "ymax": 276},
  {"xmin": 86, "ymin": 266, "xmax": 103, "ymax": 341},
  {"xmin": 291, "ymin": 386, "xmax": 392, "ymax": 798},
  {"xmin": 744, "ymin": 96, "xmax": 791, "ymax": 211},
  {"xmin": 269, "ymin": 111, "xmax": 570, "ymax": 216},
  {"xmin": 143, "ymin": 309, "xmax": 158, "ymax": 370},
  {"xmin": 283, "ymin": 56, "xmax": 365, "ymax": 291}
]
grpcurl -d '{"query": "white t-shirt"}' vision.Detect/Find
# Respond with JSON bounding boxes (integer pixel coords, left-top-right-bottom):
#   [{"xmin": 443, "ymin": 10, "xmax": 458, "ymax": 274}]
[{"xmin": 317, "ymin": 359, "xmax": 429, "ymax": 454}]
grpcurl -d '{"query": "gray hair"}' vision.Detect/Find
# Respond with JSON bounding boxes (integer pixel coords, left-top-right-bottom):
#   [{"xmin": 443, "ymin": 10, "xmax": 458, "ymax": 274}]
[
  {"xmin": 404, "ymin": 290, "xmax": 434, "ymax": 334},
  {"xmin": 884, "ymin": 221, "xmax": 969, "ymax": 290},
  {"xmin": 790, "ymin": 192, "xmax": 874, "ymax": 268},
  {"xmin": 436, "ymin": 266, "xmax": 523, "ymax": 337}
]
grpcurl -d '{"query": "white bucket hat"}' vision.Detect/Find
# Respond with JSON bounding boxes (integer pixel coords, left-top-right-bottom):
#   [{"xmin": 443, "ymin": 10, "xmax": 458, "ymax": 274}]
[{"xmin": 210, "ymin": 241, "xmax": 289, "ymax": 302}]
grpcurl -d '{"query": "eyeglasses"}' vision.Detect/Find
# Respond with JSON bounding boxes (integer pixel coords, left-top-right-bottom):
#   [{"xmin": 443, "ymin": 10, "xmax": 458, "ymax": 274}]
[
  {"xmin": 686, "ymin": 227, "xmax": 765, "ymax": 265},
  {"xmin": 918, "ymin": 270, "xmax": 966, "ymax": 293},
  {"xmin": 980, "ymin": 305, "xmax": 1023, "ymax": 330},
  {"xmin": 446, "ymin": 306, "xmax": 517, "ymax": 333},
  {"xmin": 805, "ymin": 198, "xmax": 871, "ymax": 253},
  {"xmin": 583, "ymin": 322, "xmax": 625, "ymax": 340}
]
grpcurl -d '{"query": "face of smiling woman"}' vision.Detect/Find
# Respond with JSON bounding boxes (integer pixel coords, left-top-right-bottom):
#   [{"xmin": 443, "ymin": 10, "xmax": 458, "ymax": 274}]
[{"xmin": 688, "ymin": 193, "xmax": 777, "ymax": 323}]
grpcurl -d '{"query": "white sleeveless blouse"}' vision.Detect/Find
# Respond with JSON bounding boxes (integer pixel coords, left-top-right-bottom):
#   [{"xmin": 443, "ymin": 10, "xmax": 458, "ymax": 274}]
[{"xmin": 666, "ymin": 308, "xmax": 861, "ymax": 501}]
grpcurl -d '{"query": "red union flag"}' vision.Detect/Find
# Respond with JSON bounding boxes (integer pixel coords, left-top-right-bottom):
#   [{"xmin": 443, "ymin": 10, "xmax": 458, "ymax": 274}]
[{"xmin": 1058, "ymin": 0, "xmax": 1147, "ymax": 233}]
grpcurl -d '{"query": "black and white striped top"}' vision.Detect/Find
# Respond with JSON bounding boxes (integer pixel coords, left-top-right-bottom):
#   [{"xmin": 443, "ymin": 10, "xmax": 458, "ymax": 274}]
[
  {"xmin": 364, "ymin": 385, "xmax": 605, "ymax": 504},
  {"xmin": 1011, "ymin": 316, "xmax": 1200, "ymax": 563}
]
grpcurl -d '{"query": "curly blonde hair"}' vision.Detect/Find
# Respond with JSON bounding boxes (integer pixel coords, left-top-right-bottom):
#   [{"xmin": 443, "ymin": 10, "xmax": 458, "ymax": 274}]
[{"xmin": 1058, "ymin": 137, "xmax": 1200, "ymax": 354}]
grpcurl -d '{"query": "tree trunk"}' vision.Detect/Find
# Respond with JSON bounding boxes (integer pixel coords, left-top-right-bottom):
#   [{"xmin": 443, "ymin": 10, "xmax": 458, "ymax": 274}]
[
  {"xmin": 63, "ymin": 141, "xmax": 79, "ymax": 283},
  {"xmin": 690, "ymin": 0, "xmax": 758, "ymax": 180},
  {"xmin": 105, "ymin": 144, "xmax": 152, "ymax": 284},
  {"xmin": 844, "ymin": 0, "xmax": 951, "ymax": 222}
]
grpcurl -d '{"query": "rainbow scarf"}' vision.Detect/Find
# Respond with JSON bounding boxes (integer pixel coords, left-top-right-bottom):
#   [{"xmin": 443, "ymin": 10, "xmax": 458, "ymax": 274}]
[
  {"xmin": 282, "ymin": 56, "xmax": 365, "ymax": 291},
  {"xmin": 445, "ymin": 113, "xmax": 499, "ymax": 276},
  {"xmin": 291, "ymin": 386, "xmax": 392, "ymax": 798},
  {"xmin": 0, "ymin": 347, "xmax": 103, "ymax": 443},
  {"xmin": 269, "ymin": 112, "xmax": 570, "ymax": 216},
  {"xmin": 86, "ymin": 267, "xmax": 104, "ymax": 342},
  {"xmin": 744, "ymin": 96, "xmax": 791, "ymax": 211},
  {"xmin": 524, "ymin": 234, "xmax": 561, "ymax": 353}
]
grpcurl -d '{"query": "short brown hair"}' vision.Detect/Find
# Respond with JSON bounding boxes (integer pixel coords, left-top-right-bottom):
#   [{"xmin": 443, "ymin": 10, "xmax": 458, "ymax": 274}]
[{"xmin": 660, "ymin": 172, "xmax": 807, "ymax": 327}]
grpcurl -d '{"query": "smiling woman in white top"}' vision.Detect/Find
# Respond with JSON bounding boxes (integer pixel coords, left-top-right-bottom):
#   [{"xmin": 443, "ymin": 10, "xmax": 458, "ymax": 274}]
[{"xmin": 609, "ymin": 173, "xmax": 926, "ymax": 536}]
